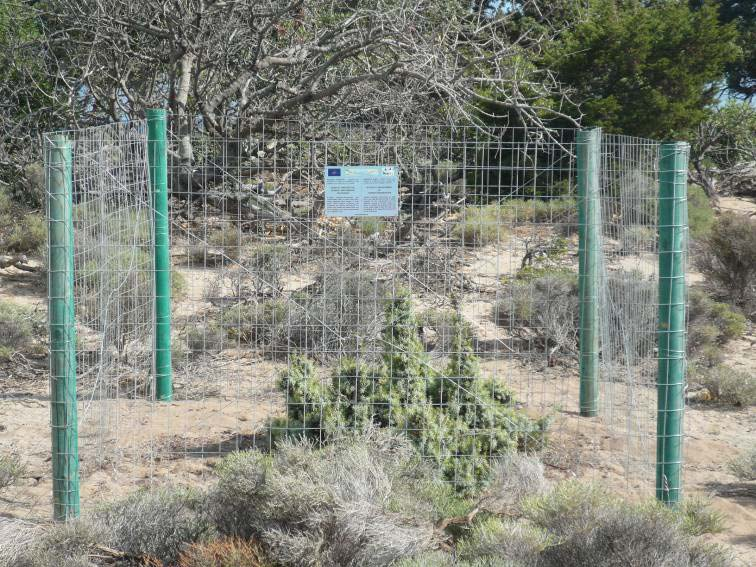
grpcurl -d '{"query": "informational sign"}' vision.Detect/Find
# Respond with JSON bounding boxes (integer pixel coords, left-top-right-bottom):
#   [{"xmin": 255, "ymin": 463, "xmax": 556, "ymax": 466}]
[{"xmin": 324, "ymin": 165, "xmax": 399, "ymax": 217}]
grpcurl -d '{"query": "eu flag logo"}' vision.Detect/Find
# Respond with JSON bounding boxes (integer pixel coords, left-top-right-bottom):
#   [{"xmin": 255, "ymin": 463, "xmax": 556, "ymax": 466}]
[{"xmin": 327, "ymin": 168, "xmax": 341, "ymax": 177}]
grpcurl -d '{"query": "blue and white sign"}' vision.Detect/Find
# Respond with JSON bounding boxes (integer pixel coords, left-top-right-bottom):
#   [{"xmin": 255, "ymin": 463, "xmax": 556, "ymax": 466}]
[{"xmin": 324, "ymin": 165, "xmax": 399, "ymax": 217}]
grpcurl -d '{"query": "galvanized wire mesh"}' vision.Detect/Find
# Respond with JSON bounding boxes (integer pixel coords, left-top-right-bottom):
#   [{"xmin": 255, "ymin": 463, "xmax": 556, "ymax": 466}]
[{"xmin": 38, "ymin": 118, "xmax": 682, "ymax": 515}]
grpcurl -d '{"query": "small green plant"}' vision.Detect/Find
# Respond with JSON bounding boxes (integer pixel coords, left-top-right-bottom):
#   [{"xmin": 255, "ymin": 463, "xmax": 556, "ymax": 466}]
[
  {"xmin": 356, "ymin": 217, "xmax": 386, "ymax": 236},
  {"xmin": 690, "ymin": 364, "xmax": 755, "ymax": 407},
  {"xmin": 727, "ymin": 446, "xmax": 756, "ymax": 481},
  {"xmin": 0, "ymin": 454, "xmax": 26, "ymax": 492},
  {"xmin": 275, "ymin": 292, "xmax": 547, "ymax": 490},
  {"xmin": 679, "ymin": 496, "xmax": 725, "ymax": 536},
  {"xmin": 687, "ymin": 184, "xmax": 715, "ymax": 240},
  {"xmin": 453, "ymin": 204, "xmax": 509, "ymax": 246}
]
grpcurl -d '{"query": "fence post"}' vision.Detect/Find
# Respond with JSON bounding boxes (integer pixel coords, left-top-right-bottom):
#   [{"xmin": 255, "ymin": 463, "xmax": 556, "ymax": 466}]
[
  {"xmin": 147, "ymin": 109, "xmax": 172, "ymax": 401},
  {"xmin": 47, "ymin": 134, "xmax": 80, "ymax": 520},
  {"xmin": 577, "ymin": 128, "xmax": 601, "ymax": 417},
  {"xmin": 656, "ymin": 141, "xmax": 689, "ymax": 504}
]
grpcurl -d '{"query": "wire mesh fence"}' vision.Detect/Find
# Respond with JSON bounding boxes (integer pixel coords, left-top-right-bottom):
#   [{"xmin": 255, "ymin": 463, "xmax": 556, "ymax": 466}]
[{"xmin": 38, "ymin": 116, "xmax": 686, "ymax": 517}]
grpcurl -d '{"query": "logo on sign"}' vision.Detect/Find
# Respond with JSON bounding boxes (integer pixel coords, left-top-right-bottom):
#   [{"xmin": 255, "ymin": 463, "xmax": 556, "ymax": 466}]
[{"xmin": 327, "ymin": 168, "xmax": 341, "ymax": 177}]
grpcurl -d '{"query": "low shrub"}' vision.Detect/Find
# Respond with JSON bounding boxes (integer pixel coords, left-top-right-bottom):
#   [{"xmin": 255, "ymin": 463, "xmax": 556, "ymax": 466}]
[
  {"xmin": 696, "ymin": 213, "xmax": 756, "ymax": 317},
  {"xmin": 239, "ymin": 243, "xmax": 290, "ymax": 294},
  {"xmin": 494, "ymin": 270, "xmax": 579, "ymax": 359},
  {"xmin": 687, "ymin": 289, "xmax": 746, "ymax": 366},
  {"xmin": 94, "ymin": 487, "xmax": 211, "ymax": 563},
  {"xmin": 690, "ymin": 364, "xmax": 755, "ymax": 407},
  {"xmin": 185, "ymin": 322, "xmax": 226, "ymax": 354},
  {"xmin": 455, "ymin": 517, "xmax": 548, "ymax": 567},
  {"xmin": 521, "ymin": 482, "xmax": 731, "ymax": 567},
  {"xmin": 276, "ymin": 293, "xmax": 548, "ymax": 490},
  {"xmin": 453, "ymin": 198, "xmax": 576, "ymax": 246},
  {"xmin": 357, "ymin": 217, "xmax": 387, "ymax": 236},
  {"xmin": 620, "ymin": 224, "xmax": 656, "ymax": 253},
  {"xmin": 3, "ymin": 213, "xmax": 46, "ymax": 254},
  {"xmin": 687, "ymin": 184, "xmax": 715, "ymax": 240},
  {"xmin": 12, "ymin": 519, "xmax": 103, "ymax": 567},
  {"xmin": 727, "ymin": 446, "xmax": 756, "ymax": 481},
  {"xmin": 499, "ymin": 197, "xmax": 577, "ymax": 225},
  {"xmin": 222, "ymin": 271, "xmax": 388, "ymax": 359},
  {"xmin": 207, "ymin": 430, "xmax": 441, "ymax": 566},
  {"xmin": 453, "ymin": 204, "xmax": 509, "ymax": 246},
  {"xmin": 679, "ymin": 496, "xmax": 725, "ymax": 537},
  {"xmin": 0, "ymin": 301, "xmax": 41, "ymax": 359},
  {"xmin": 0, "ymin": 454, "xmax": 26, "ymax": 492}
]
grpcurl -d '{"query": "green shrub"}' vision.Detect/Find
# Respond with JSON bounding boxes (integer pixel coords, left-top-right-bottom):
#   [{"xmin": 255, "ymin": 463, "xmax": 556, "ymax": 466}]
[
  {"xmin": 95, "ymin": 487, "xmax": 211, "ymax": 563},
  {"xmin": 687, "ymin": 289, "xmax": 746, "ymax": 366},
  {"xmin": 679, "ymin": 496, "xmax": 725, "ymax": 536},
  {"xmin": 3, "ymin": 213, "xmax": 46, "ymax": 254},
  {"xmin": 453, "ymin": 204, "xmax": 509, "ymax": 246},
  {"xmin": 687, "ymin": 184, "xmax": 715, "ymax": 240},
  {"xmin": 690, "ymin": 364, "xmax": 755, "ymax": 407},
  {"xmin": 0, "ymin": 301, "xmax": 41, "ymax": 359},
  {"xmin": 276, "ymin": 293, "xmax": 547, "ymax": 490},
  {"xmin": 498, "ymin": 197, "xmax": 577, "ymax": 224},
  {"xmin": 453, "ymin": 198, "xmax": 576, "ymax": 246},
  {"xmin": 696, "ymin": 213, "xmax": 756, "ymax": 316},
  {"xmin": 185, "ymin": 322, "xmax": 225, "ymax": 354},
  {"xmin": 727, "ymin": 446, "xmax": 756, "ymax": 481},
  {"xmin": 455, "ymin": 517, "xmax": 548, "ymax": 567},
  {"xmin": 357, "ymin": 217, "xmax": 387, "ymax": 236}
]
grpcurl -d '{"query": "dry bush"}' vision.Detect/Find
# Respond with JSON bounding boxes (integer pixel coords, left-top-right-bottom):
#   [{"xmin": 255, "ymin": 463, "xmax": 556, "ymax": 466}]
[
  {"xmin": 0, "ymin": 518, "xmax": 43, "ymax": 567},
  {"xmin": 207, "ymin": 430, "xmax": 441, "ymax": 566},
  {"xmin": 727, "ymin": 446, "xmax": 756, "ymax": 481},
  {"xmin": 494, "ymin": 270, "xmax": 579, "ymax": 359},
  {"xmin": 3, "ymin": 213, "xmax": 46, "ymax": 254},
  {"xmin": 179, "ymin": 537, "xmax": 267, "ymax": 567},
  {"xmin": 11, "ymin": 520, "xmax": 103, "ymax": 567},
  {"xmin": 481, "ymin": 453, "xmax": 547, "ymax": 513},
  {"xmin": 0, "ymin": 454, "xmax": 26, "ymax": 492},
  {"xmin": 521, "ymin": 482, "xmax": 732, "ymax": 567},
  {"xmin": 94, "ymin": 487, "xmax": 211, "ymax": 564},
  {"xmin": 687, "ymin": 289, "xmax": 746, "ymax": 366},
  {"xmin": 690, "ymin": 365, "xmax": 756, "ymax": 407},
  {"xmin": 696, "ymin": 213, "xmax": 756, "ymax": 318},
  {"xmin": 0, "ymin": 301, "xmax": 41, "ymax": 360}
]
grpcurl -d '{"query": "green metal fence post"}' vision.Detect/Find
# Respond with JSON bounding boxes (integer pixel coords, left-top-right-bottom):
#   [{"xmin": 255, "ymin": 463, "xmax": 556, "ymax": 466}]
[
  {"xmin": 656, "ymin": 141, "xmax": 689, "ymax": 504},
  {"xmin": 47, "ymin": 134, "xmax": 80, "ymax": 520},
  {"xmin": 577, "ymin": 128, "xmax": 601, "ymax": 417},
  {"xmin": 147, "ymin": 109, "xmax": 172, "ymax": 401}
]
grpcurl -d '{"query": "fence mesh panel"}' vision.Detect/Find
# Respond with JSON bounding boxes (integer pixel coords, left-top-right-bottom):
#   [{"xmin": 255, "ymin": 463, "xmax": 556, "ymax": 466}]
[{"xmin": 36, "ymin": 118, "xmax": 680, "ymax": 515}]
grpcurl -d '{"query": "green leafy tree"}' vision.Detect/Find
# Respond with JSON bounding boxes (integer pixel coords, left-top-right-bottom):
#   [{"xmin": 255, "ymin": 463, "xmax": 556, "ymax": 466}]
[{"xmin": 537, "ymin": 0, "xmax": 739, "ymax": 138}]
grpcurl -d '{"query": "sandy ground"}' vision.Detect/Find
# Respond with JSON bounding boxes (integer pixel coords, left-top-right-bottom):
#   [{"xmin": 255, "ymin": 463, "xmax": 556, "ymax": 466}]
[{"xmin": 1, "ymin": 201, "xmax": 755, "ymax": 564}]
